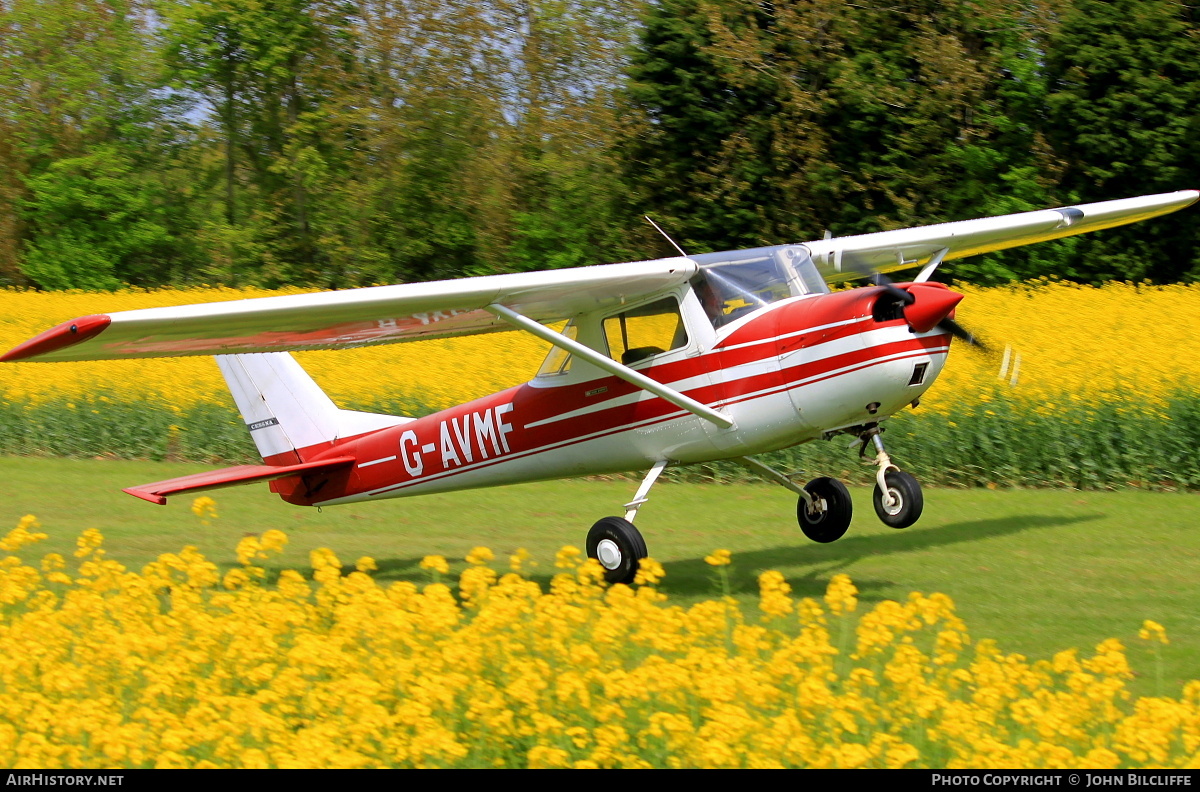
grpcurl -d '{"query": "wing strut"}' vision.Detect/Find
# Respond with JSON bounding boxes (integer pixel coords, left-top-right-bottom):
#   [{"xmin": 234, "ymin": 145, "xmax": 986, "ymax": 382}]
[
  {"xmin": 484, "ymin": 303, "xmax": 734, "ymax": 429},
  {"xmin": 913, "ymin": 247, "xmax": 950, "ymax": 283}
]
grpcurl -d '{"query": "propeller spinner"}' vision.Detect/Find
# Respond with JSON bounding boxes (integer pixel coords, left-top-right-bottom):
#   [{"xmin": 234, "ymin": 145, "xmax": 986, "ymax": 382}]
[{"xmin": 868, "ymin": 271, "xmax": 989, "ymax": 352}]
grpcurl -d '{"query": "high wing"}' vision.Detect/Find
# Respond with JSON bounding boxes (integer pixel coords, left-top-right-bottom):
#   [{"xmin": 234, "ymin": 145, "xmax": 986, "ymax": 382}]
[
  {"xmin": 3, "ymin": 258, "xmax": 696, "ymax": 362},
  {"xmin": 806, "ymin": 190, "xmax": 1199, "ymax": 281},
  {"xmin": 4, "ymin": 191, "xmax": 1196, "ymax": 363}
]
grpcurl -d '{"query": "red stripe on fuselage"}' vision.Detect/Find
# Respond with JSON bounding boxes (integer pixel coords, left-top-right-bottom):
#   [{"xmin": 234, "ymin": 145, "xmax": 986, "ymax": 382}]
[
  {"xmin": 270, "ymin": 289, "xmax": 943, "ymax": 503},
  {"xmin": 351, "ymin": 341, "xmax": 948, "ymax": 500},
  {"xmin": 277, "ymin": 325, "xmax": 947, "ymax": 504}
]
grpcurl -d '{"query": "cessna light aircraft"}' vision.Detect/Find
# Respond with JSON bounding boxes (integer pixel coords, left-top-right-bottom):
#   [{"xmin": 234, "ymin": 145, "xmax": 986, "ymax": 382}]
[{"xmin": 4, "ymin": 191, "xmax": 1196, "ymax": 582}]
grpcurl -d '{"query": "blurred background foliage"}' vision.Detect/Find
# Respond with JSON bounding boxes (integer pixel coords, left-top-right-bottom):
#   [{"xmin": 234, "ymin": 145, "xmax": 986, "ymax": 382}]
[{"xmin": 1, "ymin": 0, "xmax": 1199, "ymax": 290}]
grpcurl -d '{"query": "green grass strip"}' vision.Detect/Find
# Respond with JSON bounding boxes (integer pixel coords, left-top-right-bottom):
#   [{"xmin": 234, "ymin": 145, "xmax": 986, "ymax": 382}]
[{"xmin": 0, "ymin": 389, "xmax": 1198, "ymax": 490}]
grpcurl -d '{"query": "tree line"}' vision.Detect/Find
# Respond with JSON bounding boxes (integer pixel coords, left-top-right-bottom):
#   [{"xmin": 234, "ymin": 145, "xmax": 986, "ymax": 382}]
[{"xmin": 1, "ymin": 0, "xmax": 1197, "ymax": 290}]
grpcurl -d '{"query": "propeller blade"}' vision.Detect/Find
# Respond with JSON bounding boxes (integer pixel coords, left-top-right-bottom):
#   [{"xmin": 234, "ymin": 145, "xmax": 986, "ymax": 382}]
[
  {"xmin": 867, "ymin": 270, "xmax": 915, "ymax": 306},
  {"xmin": 938, "ymin": 317, "xmax": 989, "ymax": 352}
]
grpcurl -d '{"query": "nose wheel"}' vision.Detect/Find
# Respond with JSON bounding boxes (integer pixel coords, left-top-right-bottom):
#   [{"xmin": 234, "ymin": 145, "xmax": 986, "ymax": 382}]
[
  {"xmin": 861, "ymin": 430, "xmax": 924, "ymax": 529},
  {"xmin": 873, "ymin": 470, "xmax": 923, "ymax": 528}
]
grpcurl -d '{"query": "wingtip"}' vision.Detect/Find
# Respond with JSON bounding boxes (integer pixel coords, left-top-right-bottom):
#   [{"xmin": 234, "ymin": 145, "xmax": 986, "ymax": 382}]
[{"xmin": 1, "ymin": 314, "xmax": 111, "ymax": 362}]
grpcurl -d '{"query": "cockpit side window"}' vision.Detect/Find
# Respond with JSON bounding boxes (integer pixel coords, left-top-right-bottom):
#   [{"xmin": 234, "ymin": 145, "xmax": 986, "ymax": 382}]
[{"xmin": 602, "ymin": 297, "xmax": 688, "ymax": 365}]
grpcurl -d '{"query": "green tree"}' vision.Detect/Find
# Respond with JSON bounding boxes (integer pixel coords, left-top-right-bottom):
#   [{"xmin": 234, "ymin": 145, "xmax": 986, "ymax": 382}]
[
  {"xmin": 160, "ymin": 0, "xmax": 361, "ymax": 285},
  {"xmin": 620, "ymin": 0, "xmax": 1068, "ymax": 282},
  {"xmin": 20, "ymin": 146, "xmax": 175, "ymax": 289},
  {"xmin": 0, "ymin": 0, "xmax": 182, "ymax": 286},
  {"xmin": 1044, "ymin": 0, "xmax": 1200, "ymax": 282},
  {"xmin": 491, "ymin": 0, "xmax": 648, "ymax": 272},
  {"xmin": 353, "ymin": 0, "xmax": 643, "ymax": 281}
]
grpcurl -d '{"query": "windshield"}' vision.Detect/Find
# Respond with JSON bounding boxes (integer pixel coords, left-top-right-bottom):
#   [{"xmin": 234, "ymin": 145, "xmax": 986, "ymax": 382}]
[{"xmin": 690, "ymin": 245, "xmax": 826, "ymax": 328}]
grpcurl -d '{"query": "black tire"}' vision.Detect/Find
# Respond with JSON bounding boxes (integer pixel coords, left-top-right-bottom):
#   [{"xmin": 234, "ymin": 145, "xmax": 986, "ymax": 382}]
[
  {"xmin": 586, "ymin": 516, "xmax": 648, "ymax": 585},
  {"xmin": 797, "ymin": 477, "xmax": 853, "ymax": 543},
  {"xmin": 872, "ymin": 471, "xmax": 923, "ymax": 529}
]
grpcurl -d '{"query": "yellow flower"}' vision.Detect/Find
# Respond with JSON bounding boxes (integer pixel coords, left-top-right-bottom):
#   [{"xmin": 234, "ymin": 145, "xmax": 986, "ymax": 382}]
[
  {"xmin": 757, "ymin": 570, "xmax": 793, "ymax": 618},
  {"xmin": 420, "ymin": 555, "xmax": 450, "ymax": 575},
  {"xmin": 1138, "ymin": 620, "xmax": 1169, "ymax": 645},
  {"xmin": 190, "ymin": 496, "xmax": 218, "ymax": 520},
  {"xmin": 222, "ymin": 567, "xmax": 250, "ymax": 589},
  {"xmin": 3, "ymin": 283, "xmax": 1198, "ymax": 416},
  {"xmin": 704, "ymin": 549, "xmax": 732, "ymax": 567},
  {"xmin": 356, "ymin": 556, "xmax": 377, "ymax": 573},
  {"xmin": 825, "ymin": 574, "xmax": 858, "ymax": 616},
  {"xmin": 0, "ymin": 515, "xmax": 1196, "ymax": 769},
  {"xmin": 465, "ymin": 546, "xmax": 494, "ymax": 566},
  {"xmin": 509, "ymin": 547, "xmax": 531, "ymax": 573},
  {"xmin": 0, "ymin": 515, "xmax": 47, "ymax": 552},
  {"xmin": 633, "ymin": 557, "xmax": 665, "ymax": 586},
  {"xmin": 555, "ymin": 545, "xmax": 582, "ymax": 569},
  {"xmin": 235, "ymin": 534, "xmax": 262, "ymax": 565},
  {"xmin": 260, "ymin": 529, "xmax": 288, "ymax": 554},
  {"xmin": 73, "ymin": 526, "xmax": 104, "ymax": 559},
  {"xmin": 527, "ymin": 745, "xmax": 571, "ymax": 769}
]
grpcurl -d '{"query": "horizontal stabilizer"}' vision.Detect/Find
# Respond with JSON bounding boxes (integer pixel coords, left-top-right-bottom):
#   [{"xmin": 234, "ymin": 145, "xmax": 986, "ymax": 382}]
[{"xmin": 124, "ymin": 456, "xmax": 356, "ymax": 505}]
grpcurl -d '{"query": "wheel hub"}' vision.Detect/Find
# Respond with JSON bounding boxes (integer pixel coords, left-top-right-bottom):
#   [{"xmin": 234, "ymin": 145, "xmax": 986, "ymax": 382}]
[
  {"xmin": 596, "ymin": 539, "xmax": 623, "ymax": 570},
  {"xmin": 883, "ymin": 488, "xmax": 904, "ymax": 516},
  {"xmin": 806, "ymin": 496, "xmax": 828, "ymax": 520}
]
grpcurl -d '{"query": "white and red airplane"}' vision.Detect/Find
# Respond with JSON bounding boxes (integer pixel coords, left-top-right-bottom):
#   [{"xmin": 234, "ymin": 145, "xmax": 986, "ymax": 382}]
[{"xmin": 5, "ymin": 191, "xmax": 1196, "ymax": 582}]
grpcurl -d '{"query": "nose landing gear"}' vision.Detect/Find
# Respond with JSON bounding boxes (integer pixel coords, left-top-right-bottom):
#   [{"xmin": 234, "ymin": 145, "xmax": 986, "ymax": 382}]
[{"xmin": 863, "ymin": 431, "xmax": 923, "ymax": 529}]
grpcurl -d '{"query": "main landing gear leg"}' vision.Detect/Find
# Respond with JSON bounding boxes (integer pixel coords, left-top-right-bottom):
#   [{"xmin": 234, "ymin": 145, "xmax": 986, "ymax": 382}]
[
  {"xmin": 586, "ymin": 460, "xmax": 663, "ymax": 585},
  {"xmin": 864, "ymin": 432, "xmax": 923, "ymax": 529},
  {"xmin": 734, "ymin": 456, "xmax": 852, "ymax": 544}
]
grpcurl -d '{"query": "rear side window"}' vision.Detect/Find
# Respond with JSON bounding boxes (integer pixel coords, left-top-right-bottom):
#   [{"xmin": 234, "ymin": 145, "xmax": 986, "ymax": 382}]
[
  {"xmin": 603, "ymin": 297, "xmax": 687, "ymax": 365},
  {"xmin": 536, "ymin": 322, "xmax": 578, "ymax": 377}
]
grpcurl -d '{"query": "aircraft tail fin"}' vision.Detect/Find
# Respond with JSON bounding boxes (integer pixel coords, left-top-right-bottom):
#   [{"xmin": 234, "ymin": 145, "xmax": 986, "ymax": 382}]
[{"xmin": 215, "ymin": 352, "xmax": 411, "ymax": 464}]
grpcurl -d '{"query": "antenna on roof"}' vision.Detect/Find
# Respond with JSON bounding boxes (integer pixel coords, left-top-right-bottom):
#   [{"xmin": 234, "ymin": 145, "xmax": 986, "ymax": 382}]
[{"xmin": 644, "ymin": 216, "xmax": 689, "ymax": 257}]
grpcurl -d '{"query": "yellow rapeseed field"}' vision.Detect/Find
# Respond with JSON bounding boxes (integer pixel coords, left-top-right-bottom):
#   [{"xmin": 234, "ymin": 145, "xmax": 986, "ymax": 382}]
[
  {"xmin": 930, "ymin": 281, "xmax": 1200, "ymax": 413},
  {"xmin": 0, "ymin": 512, "xmax": 1197, "ymax": 769},
  {"xmin": 0, "ymin": 282, "xmax": 1196, "ymax": 413}
]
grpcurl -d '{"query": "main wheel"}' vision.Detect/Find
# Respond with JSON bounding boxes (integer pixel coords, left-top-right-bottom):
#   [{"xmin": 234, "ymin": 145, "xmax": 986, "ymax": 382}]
[
  {"xmin": 586, "ymin": 516, "xmax": 648, "ymax": 585},
  {"xmin": 797, "ymin": 477, "xmax": 853, "ymax": 543},
  {"xmin": 872, "ymin": 471, "xmax": 923, "ymax": 529}
]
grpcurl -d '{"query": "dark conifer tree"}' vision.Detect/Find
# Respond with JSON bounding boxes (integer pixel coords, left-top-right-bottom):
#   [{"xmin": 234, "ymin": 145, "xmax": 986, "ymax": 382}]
[{"xmin": 1045, "ymin": 0, "xmax": 1200, "ymax": 282}]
